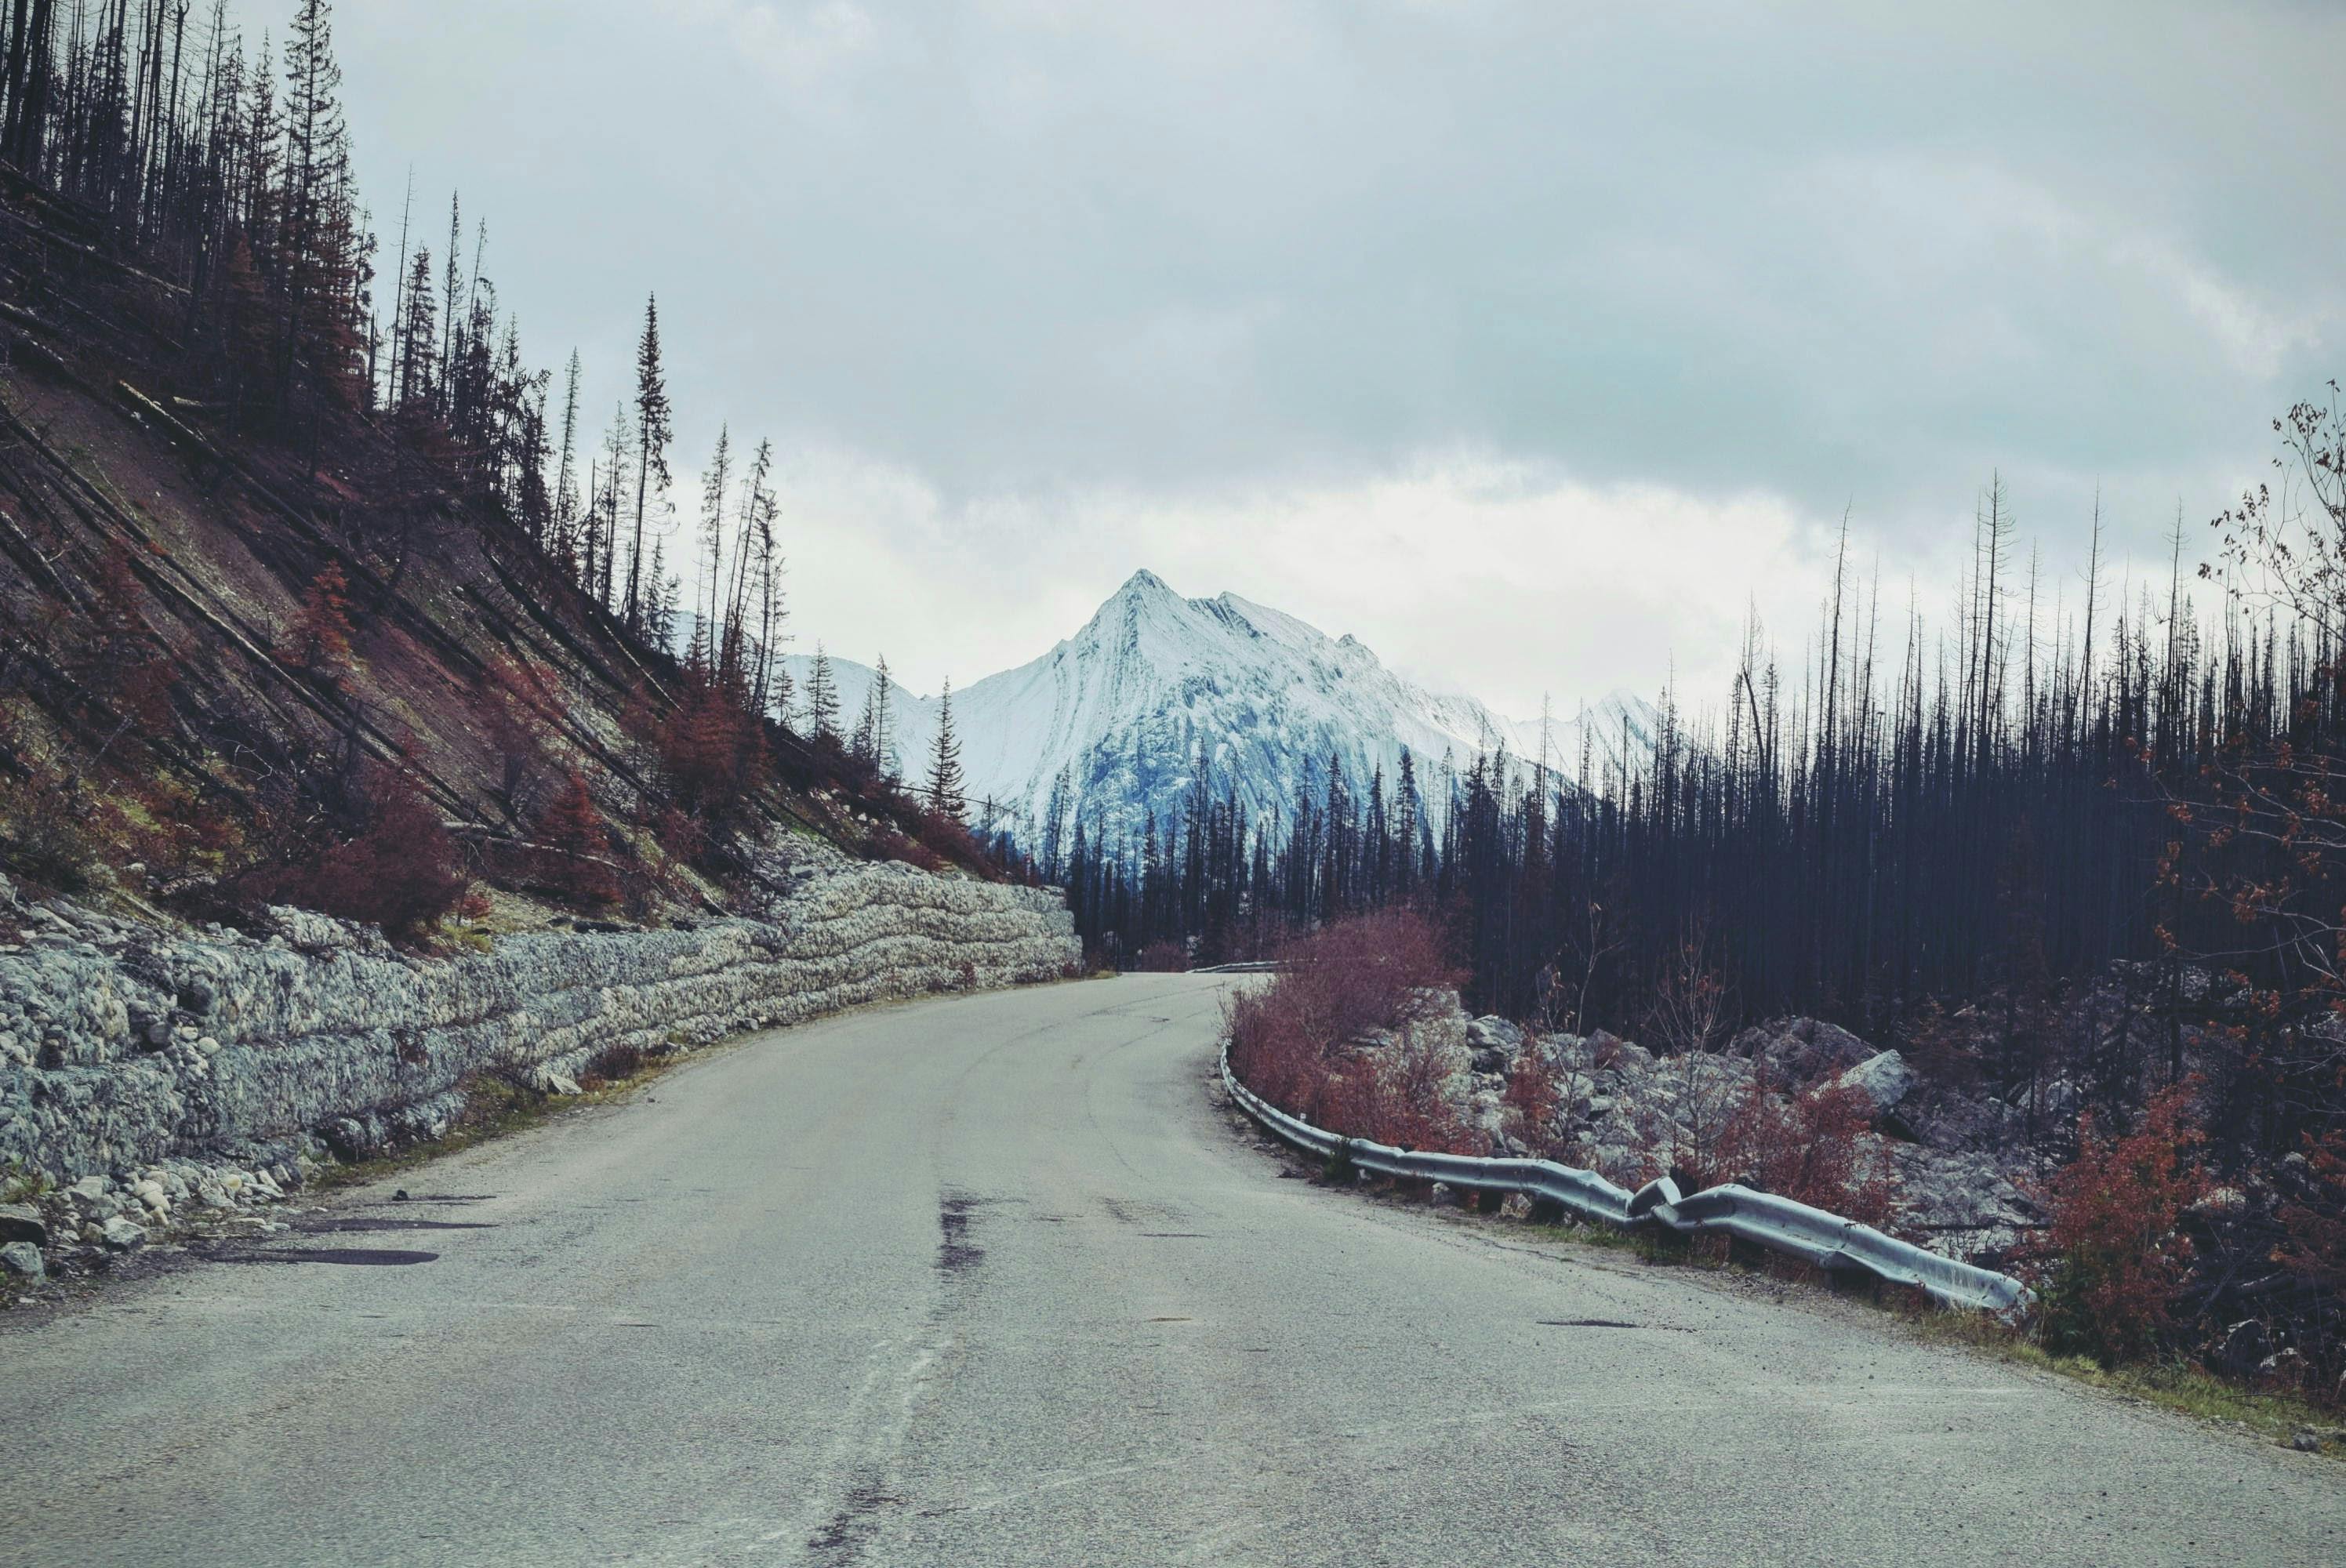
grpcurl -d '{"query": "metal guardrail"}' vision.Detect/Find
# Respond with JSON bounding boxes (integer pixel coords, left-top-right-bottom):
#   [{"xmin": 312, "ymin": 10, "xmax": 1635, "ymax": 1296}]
[{"xmin": 1219, "ymin": 1039, "xmax": 2030, "ymax": 1316}]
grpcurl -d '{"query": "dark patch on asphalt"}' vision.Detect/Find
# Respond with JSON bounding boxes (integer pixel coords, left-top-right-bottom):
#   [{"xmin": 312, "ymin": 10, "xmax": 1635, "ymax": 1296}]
[
  {"xmin": 937, "ymin": 1192, "xmax": 985, "ymax": 1274},
  {"xmin": 1148, "ymin": 1316, "xmax": 1193, "ymax": 1323},
  {"xmin": 384, "ymin": 1193, "xmax": 496, "ymax": 1203},
  {"xmin": 1537, "ymin": 1318, "xmax": 1691, "ymax": 1331},
  {"xmin": 806, "ymin": 1475, "xmax": 901, "ymax": 1563},
  {"xmin": 204, "ymin": 1247, "xmax": 439, "ymax": 1266},
  {"xmin": 296, "ymin": 1217, "xmax": 493, "ymax": 1233},
  {"xmin": 1138, "ymin": 1232, "xmax": 1208, "ymax": 1238}
]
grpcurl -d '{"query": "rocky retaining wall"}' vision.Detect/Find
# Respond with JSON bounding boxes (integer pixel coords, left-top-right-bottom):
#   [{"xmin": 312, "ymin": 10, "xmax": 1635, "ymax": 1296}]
[{"xmin": 0, "ymin": 854, "xmax": 1080, "ymax": 1181}]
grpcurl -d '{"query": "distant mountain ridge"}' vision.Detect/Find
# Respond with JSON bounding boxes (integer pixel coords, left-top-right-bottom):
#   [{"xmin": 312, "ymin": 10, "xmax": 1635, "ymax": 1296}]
[{"xmin": 787, "ymin": 570, "xmax": 1656, "ymax": 844}]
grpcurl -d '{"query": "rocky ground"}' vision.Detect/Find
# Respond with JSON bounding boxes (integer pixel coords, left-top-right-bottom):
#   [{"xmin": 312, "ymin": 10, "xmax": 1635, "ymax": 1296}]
[
  {"xmin": 2, "ymin": 1150, "xmax": 303, "ymax": 1299},
  {"xmin": 1364, "ymin": 1000, "xmax": 2053, "ymax": 1267}
]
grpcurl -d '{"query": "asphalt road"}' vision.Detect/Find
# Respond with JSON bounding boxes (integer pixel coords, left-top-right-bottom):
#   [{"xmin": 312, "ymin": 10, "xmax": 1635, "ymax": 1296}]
[{"xmin": 4, "ymin": 972, "xmax": 2340, "ymax": 1566}]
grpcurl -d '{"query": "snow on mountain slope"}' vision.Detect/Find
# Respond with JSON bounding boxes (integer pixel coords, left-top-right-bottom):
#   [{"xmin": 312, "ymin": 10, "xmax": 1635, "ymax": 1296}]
[{"xmin": 789, "ymin": 570, "xmax": 1656, "ymax": 843}]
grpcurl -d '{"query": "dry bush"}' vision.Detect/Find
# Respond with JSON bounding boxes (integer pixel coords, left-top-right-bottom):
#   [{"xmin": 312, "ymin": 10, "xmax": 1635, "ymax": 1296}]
[
  {"xmin": 1709, "ymin": 1076, "xmax": 1900, "ymax": 1229},
  {"xmin": 244, "ymin": 763, "xmax": 467, "ymax": 942},
  {"xmin": 277, "ymin": 563, "xmax": 357, "ymax": 682},
  {"xmin": 909, "ymin": 803, "xmax": 994, "ymax": 876},
  {"xmin": 1133, "ymin": 939, "xmax": 1190, "ymax": 973},
  {"xmin": 623, "ymin": 667, "xmax": 768, "ymax": 822},
  {"xmin": 2030, "ymin": 1080, "xmax": 2211, "ymax": 1364},
  {"xmin": 0, "ymin": 778, "xmax": 102, "ymax": 893},
  {"xmin": 867, "ymin": 824, "xmax": 943, "ymax": 873},
  {"xmin": 578, "ymin": 1040, "xmax": 646, "ymax": 1090},
  {"xmin": 1225, "ymin": 909, "xmax": 1469, "ymax": 1150},
  {"xmin": 531, "ymin": 770, "xmax": 619, "ymax": 907},
  {"xmin": 1502, "ymin": 1052, "xmax": 1565, "ymax": 1154},
  {"xmin": 2268, "ymin": 1130, "xmax": 2346, "ymax": 1404}
]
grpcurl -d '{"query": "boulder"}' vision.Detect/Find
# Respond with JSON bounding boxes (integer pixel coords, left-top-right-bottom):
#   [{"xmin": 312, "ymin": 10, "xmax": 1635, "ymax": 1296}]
[
  {"xmin": 528, "ymin": 1066, "xmax": 584, "ymax": 1097},
  {"xmin": 1465, "ymin": 1015, "xmax": 1523, "ymax": 1052},
  {"xmin": 1, "ymin": 1240, "xmax": 42, "ymax": 1279},
  {"xmin": 1585, "ymin": 1030, "xmax": 1652, "ymax": 1072},
  {"xmin": 99, "ymin": 1215, "xmax": 147, "ymax": 1251},
  {"xmin": 1729, "ymin": 1017, "xmax": 1875, "ymax": 1082},
  {"xmin": 1898, "ymin": 1087, "xmax": 2022, "ymax": 1152},
  {"xmin": 2215, "ymin": 1319, "xmax": 2271, "ymax": 1380},
  {"xmin": 0, "ymin": 1202, "xmax": 47, "ymax": 1246},
  {"xmin": 1834, "ymin": 1050, "xmax": 1917, "ymax": 1118}
]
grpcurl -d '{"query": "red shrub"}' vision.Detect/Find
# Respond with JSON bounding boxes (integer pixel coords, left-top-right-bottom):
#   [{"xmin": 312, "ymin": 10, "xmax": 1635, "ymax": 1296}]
[
  {"xmin": 1710, "ymin": 1077, "xmax": 1900, "ymax": 1229},
  {"xmin": 1133, "ymin": 939, "xmax": 1190, "ymax": 973},
  {"xmin": 533, "ymin": 771, "xmax": 619, "ymax": 906},
  {"xmin": 2032, "ymin": 1080, "xmax": 2211, "ymax": 1363},
  {"xmin": 278, "ymin": 563, "xmax": 357, "ymax": 681},
  {"xmin": 1502, "ymin": 1052, "xmax": 1564, "ymax": 1153},
  {"xmin": 619, "ymin": 670, "xmax": 767, "ymax": 822},
  {"xmin": 1224, "ymin": 910, "xmax": 1470, "ymax": 1152},
  {"xmin": 249, "ymin": 764, "xmax": 468, "ymax": 942}
]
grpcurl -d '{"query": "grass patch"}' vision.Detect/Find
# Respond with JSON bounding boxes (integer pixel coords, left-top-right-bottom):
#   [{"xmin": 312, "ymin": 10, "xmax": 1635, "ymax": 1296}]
[
  {"xmin": 1463, "ymin": 1198, "xmax": 2341, "ymax": 1456},
  {"xmin": 1520, "ymin": 1218, "xmax": 1690, "ymax": 1265},
  {"xmin": 1907, "ymin": 1306, "xmax": 2344, "ymax": 1456}
]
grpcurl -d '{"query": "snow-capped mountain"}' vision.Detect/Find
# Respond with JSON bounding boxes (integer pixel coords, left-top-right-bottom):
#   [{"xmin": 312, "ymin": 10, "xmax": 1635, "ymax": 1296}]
[{"xmin": 787, "ymin": 570, "xmax": 1655, "ymax": 844}]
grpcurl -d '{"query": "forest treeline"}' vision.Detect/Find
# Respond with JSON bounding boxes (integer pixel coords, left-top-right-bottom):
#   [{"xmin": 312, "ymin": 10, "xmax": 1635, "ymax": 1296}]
[{"xmin": 1061, "ymin": 405, "xmax": 2346, "ymax": 1165}]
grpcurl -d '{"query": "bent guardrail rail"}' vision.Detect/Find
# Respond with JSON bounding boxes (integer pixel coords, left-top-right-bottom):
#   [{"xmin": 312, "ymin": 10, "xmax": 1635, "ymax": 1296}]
[{"xmin": 1218, "ymin": 1039, "xmax": 2029, "ymax": 1316}]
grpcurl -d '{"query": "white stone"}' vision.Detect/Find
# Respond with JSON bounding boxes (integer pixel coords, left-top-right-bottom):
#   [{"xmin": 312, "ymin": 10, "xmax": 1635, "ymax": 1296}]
[{"xmin": 1834, "ymin": 1050, "xmax": 1918, "ymax": 1117}]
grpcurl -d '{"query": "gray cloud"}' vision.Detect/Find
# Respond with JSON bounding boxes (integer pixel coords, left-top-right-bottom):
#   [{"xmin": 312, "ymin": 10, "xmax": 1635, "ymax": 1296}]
[{"xmin": 332, "ymin": 0, "xmax": 2344, "ymax": 702}]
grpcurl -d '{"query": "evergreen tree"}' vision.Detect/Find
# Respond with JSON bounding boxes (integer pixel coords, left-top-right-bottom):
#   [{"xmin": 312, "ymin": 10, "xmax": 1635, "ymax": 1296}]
[
  {"xmin": 870, "ymin": 652, "xmax": 896, "ymax": 776},
  {"xmin": 625, "ymin": 293, "xmax": 673, "ymax": 630},
  {"xmin": 550, "ymin": 350, "xmax": 582, "ymax": 575},
  {"xmin": 699, "ymin": 423, "xmax": 731, "ymax": 643},
  {"xmin": 804, "ymin": 643, "xmax": 839, "ymax": 742},
  {"xmin": 927, "ymin": 677, "xmax": 965, "ymax": 819}
]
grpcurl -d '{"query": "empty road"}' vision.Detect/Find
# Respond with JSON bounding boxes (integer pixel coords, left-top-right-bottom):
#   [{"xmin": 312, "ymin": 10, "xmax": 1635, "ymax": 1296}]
[{"xmin": 3, "ymin": 972, "xmax": 2338, "ymax": 1566}]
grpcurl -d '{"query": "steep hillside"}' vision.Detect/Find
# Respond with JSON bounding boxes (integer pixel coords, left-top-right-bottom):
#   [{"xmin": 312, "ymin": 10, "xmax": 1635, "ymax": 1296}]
[
  {"xmin": 0, "ymin": 169, "xmax": 994, "ymax": 941},
  {"xmin": 797, "ymin": 570, "xmax": 1657, "ymax": 840}
]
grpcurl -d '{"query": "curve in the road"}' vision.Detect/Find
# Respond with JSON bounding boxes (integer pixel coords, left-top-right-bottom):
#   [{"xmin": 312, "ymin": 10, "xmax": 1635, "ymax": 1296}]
[{"xmin": 2, "ymin": 973, "xmax": 2337, "ymax": 1567}]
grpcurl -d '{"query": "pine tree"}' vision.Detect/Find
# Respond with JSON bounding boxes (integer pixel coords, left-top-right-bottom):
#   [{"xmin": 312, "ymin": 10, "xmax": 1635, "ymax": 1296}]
[
  {"xmin": 594, "ymin": 401, "xmax": 634, "ymax": 612},
  {"xmin": 850, "ymin": 673, "xmax": 879, "ymax": 764},
  {"xmin": 927, "ymin": 677, "xmax": 965, "ymax": 819},
  {"xmin": 550, "ymin": 350, "xmax": 582, "ymax": 575},
  {"xmin": 278, "ymin": 0, "xmax": 358, "ymax": 412},
  {"xmin": 699, "ymin": 422, "xmax": 727, "ymax": 638},
  {"xmin": 645, "ymin": 537, "xmax": 677, "ymax": 656},
  {"xmin": 804, "ymin": 643, "xmax": 839, "ymax": 742},
  {"xmin": 625, "ymin": 293, "xmax": 673, "ymax": 630},
  {"xmin": 392, "ymin": 246, "xmax": 434, "ymax": 419},
  {"xmin": 870, "ymin": 652, "xmax": 896, "ymax": 776}
]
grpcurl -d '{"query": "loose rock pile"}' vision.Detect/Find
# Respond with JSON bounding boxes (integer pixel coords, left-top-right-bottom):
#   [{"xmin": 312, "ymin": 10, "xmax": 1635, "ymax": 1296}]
[{"xmin": 1379, "ymin": 1000, "xmax": 2052, "ymax": 1265}]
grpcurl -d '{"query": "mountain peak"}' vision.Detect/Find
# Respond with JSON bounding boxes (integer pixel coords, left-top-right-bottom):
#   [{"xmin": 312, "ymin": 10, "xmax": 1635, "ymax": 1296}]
[
  {"xmin": 1115, "ymin": 568, "xmax": 1178, "ymax": 600},
  {"xmin": 786, "ymin": 582, "xmax": 1654, "ymax": 844}
]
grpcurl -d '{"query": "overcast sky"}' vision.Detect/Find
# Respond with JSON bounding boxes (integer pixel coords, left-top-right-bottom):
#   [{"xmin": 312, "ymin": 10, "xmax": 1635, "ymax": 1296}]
[{"xmin": 330, "ymin": 0, "xmax": 2344, "ymax": 716}]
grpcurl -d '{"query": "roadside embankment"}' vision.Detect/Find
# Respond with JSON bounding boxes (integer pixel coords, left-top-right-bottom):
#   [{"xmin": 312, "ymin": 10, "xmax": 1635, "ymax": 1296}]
[{"xmin": 0, "ymin": 847, "xmax": 1078, "ymax": 1232}]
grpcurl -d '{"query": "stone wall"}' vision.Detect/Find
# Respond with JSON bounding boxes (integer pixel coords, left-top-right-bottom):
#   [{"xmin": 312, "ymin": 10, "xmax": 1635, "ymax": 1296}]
[{"xmin": 0, "ymin": 853, "xmax": 1080, "ymax": 1181}]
